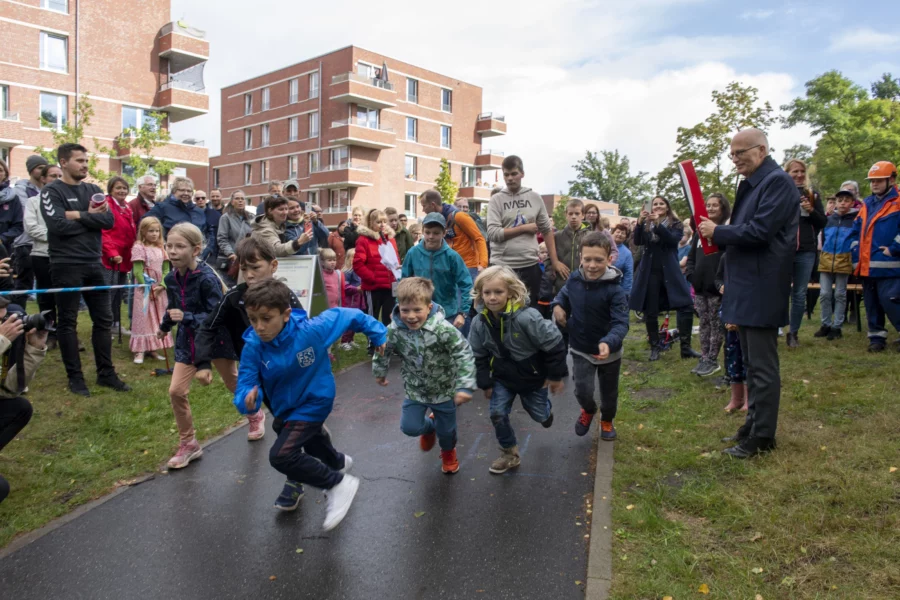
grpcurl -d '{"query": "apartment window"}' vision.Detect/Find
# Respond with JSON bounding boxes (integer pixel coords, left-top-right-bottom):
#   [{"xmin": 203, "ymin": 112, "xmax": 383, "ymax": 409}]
[
  {"xmin": 41, "ymin": 0, "xmax": 68, "ymax": 12},
  {"xmin": 309, "ymin": 111, "xmax": 319, "ymax": 137},
  {"xmin": 309, "ymin": 72, "xmax": 320, "ymax": 99},
  {"xmin": 288, "ymin": 117, "xmax": 298, "ymax": 142},
  {"xmin": 0, "ymin": 148, "xmax": 8, "ymax": 166},
  {"xmin": 261, "ymin": 123, "xmax": 270, "ymax": 147},
  {"xmin": 289, "ymin": 79, "xmax": 299, "ymax": 104},
  {"xmin": 404, "ymin": 193, "xmax": 418, "ymax": 218},
  {"xmin": 330, "ymin": 146, "xmax": 349, "ymax": 167},
  {"xmin": 407, "ymin": 78, "xmax": 418, "ymax": 103},
  {"xmin": 261, "ymin": 87, "xmax": 270, "ymax": 111},
  {"xmin": 122, "ymin": 106, "xmax": 157, "ymax": 134},
  {"xmin": 260, "ymin": 160, "xmax": 269, "ymax": 183},
  {"xmin": 461, "ymin": 166, "xmax": 477, "ymax": 187},
  {"xmin": 288, "ymin": 155, "xmax": 298, "ymax": 180},
  {"xmin": 356, "ymin": 106, "xmax": 379, "ymax": 129},
  {"xmin": 404, "ymin": 155, "xmax": 417, "ymax": 180},
  {"xmin": 406, "ymin": 117, "xmax": 417, "ymax": 142},
  {"xmin": 0, "ymin": 86, "xmax": 9, "ymax": 118},
  {"xmin": 329, "ymin": 189, "xmax": 349, "ymax": 213},
  {"xmin": 308, "ymin": 151, "xmax": 319, "ymax": 173},
  {"xmin": 357, "ymin": 62, "xmax": 375, "ymax": 78},
  {"xmin": 39, "ymin": 92, "xmax": 67, "ymax": 129},
  {"xmin": 440, "ymin": 125, "xmax": 451, "ymax": 149},
  {"xmin": 244, "ymin": 128, "xmax": 252, "ymax": 150},
  {"xmin": 308, "ymin": 191, "xmax": 318, "ymax": 207},
  {"xmin": 40, "ymin": 32, "xmax": 67, "ymax": 72},
  {"xmin": 441, "ymin": 89, "xmax": 452, "ymax": 112},
  {"xmin": 244, "ymin": 93, "xmax": 252, "ymax": 116},
  {"xmin": 213, "ymin": 168, "xmax": 220, "ymax": 189},
  {"xmin": 244, "ymin": 164, "xmax": 252, "ymax": 185}
]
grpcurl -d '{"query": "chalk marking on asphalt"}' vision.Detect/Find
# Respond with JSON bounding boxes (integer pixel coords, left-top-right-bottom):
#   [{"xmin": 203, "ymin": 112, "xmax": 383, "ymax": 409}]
[
  {"xmin": 462, "ymin": 433, "xmax": 485, "ymax": 466},
  {"xmin": 518, "ymin": 433, "xmax": 533, "ymax": 459}
]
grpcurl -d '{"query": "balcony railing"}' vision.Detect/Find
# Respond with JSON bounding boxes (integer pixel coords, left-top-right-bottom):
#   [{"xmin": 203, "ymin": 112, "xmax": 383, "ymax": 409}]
[
  {"xmin": 160, "ymin": 79, "xmax": 205, "ymax": 93},
  {"xmin": 331, "ymin": 118, "xmax": 394, "ymax": 133},
  {"xmin": 477, "ymin": 149, "xmax": 504, "ymax": 156},
  {"xmin": 1, "ymin": 111, "xmax": 19, "ymax": 121},
  {"xmin": 311, "ymin": 161, "xmax": 372, "ymax": 174},
  {"xmin": 331, "ymin": 72, "xmax": 394, "ymax": 91},
  {"xmin": 477, "ymin": 112, "xmax": 505, "ymax": 122},
  {"xmin": 160, "ymin": 21, "xmax": 207, "ymax": 39}
]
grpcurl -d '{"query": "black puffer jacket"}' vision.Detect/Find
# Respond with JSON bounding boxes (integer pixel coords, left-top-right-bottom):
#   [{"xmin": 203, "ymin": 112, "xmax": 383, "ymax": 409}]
[
  {"xmin": 684, "ymin": 234, "xmax": 723, "ymax": 297},
  {"xmin": 797, "ymin": 189, "xmax": 826, "ymax": 253}
]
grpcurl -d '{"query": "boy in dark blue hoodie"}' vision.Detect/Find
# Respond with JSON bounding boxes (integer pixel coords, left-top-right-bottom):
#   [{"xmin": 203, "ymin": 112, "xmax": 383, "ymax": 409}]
[
  {"xmin": 552, "ymin": 232, "xmax": 630, "ymax": 440},
  {"xmin": 234, "ymin": 279, "xmax": 387, "ymax": 532}
]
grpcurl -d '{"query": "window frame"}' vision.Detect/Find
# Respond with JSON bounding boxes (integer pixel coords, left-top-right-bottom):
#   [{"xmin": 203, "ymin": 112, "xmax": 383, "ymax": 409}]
[
  {"xmin": 404, "ymin": 193, "xmax": 418, "ymax": 218},
  {"xmin": 309, "ymin": 72, "xmax": 320, "ymax": 99},
  {"xmin": 440, "ymin": 125, "xmax": 451, "ymax": 149},
  {"xmin": 441, "ymin": 88, "xmax": 452, "ymax": 113},
  {"xmin": 244, "ymin": 93, "xmax": 252, "ymax": 116},
  {"xmin": 260, "ymin": 160, "xmax": 269, "ymax": 183},
  {"xmin": 309, "ymin": 111, "xmax": 319, "ymax": 137},
  {"xmin": 289, "ymin": 79, "xmax": 299, "ymax": 104},
  {"xmin": 404, "ymin": 155, "xmax": 417, "ymax": 180},
  {"xmin": 407, "ymin": 78, "xmax": 418, "ymax": 103},
  {"xmin": 40, "ymin": 0, "xmax": 68, "ymax": 13},
  {"xmin": 329, "ymin": 189, "xmax": 349, "ymax": 213},
  {"xmin": 244, "ymin": 128, "xmax": 252, "ymax": 151},
  {"xmin": 121, "ymin": 106, "xmax": 158, "ymax": 135},
  {"xmin": 261, "ymin": 87, "xmax": 270, "ymax": 111},
  {"xmin": 288, "ymin": 155, "xmax": 298, "ymax": 180},
  {"xmin": 308, "ymin": 151, "xmax": 319, "ymax": 174},
  {"xmin": 330, "ymin": 146, "xmax": 349, "ymax": 167},
  {"xmin": 244, "ymin": 163, "xmax": 252, "ymax": 185},
  {"xmin": 406, "ymin": 117, "xmax": 417, "ymax": 142},
  {"xmin": 261, "ymin": 123, "xmax": 270, "ymax": 147},
  {"xmin": 39, "ymin": 92, "xmax": 67, "ymax": 130},
  {"xmin": 213, "ymin": 168, "xmax": 220, "ymax": 189},
  {"xmin": 288, "ymin": 116, "xmax": 298, "ymax": 142},
  {"xmin": 40, "ymin": 32, "xmax": 68, "ymax": 73},
  {"xmin": 0, "ymin": 85, "xmax": 9, "ymax": 118}
]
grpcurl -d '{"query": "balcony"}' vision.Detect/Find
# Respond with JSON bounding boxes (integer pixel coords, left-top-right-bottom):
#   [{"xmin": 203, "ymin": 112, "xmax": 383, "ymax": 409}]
[
  {"xmin": 157, "ymin": 22, "xmax": 209, "ymax": 72},
  {"xmin": 329, "ymin": 118, "xmax": 396, "ymax": 150},
  {"xmin": 330, "ymin": 72, "xmax": 396, "ymax": 110},
  {"xmin": 457, "ymin": 183, "xmax": 494, "ymax": 200},
  {"xmin": 0, "ymin": 112, "xmax": 24, "ymax": 147},
  {"xmin": 157, "ymin": 78, "xmax": 208, "ymax": 122},
  {"xmin": 309, "ymin": 162, "xmax": 375, "ymax": 190},
  {"xmin": 474, "ymin": 149, "xmax": 504, "ymax": 170},
  {"xmin": 476, "ymin": 112, "xmax": 507, "ymax": 137},
  {"xmin": 115, "ymin": 138, "xmax": 208, "ymax": 168}
]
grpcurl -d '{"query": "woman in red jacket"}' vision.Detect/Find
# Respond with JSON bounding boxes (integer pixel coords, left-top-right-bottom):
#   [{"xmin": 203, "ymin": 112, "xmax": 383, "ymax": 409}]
[
  {"xmin": 353, "ymin": 208, "xmax": 400, "ymax": 328},
  {"xmin": 102, "ymin": 176, "xmax": 137, "ymax": 333}
]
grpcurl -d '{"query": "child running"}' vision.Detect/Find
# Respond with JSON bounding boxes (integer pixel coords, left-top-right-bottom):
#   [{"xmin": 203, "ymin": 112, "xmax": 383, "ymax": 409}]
[
  {"xmin": 468, "ymin": 266, "xmax": 568, "ymax": 474},
  {"xmin": 158, "ymin": 223, "xmax": 240, "ymax": 470},
  {"xmin": 372, "ymin": 277, "xmax": 475, "ymax": 474},
  {"xmin": 130, "ymin": 216, "xmax": 172, "ymax": 363},
  {"xmin": 552, "ymin": 232, "xmax": 629, "ymax": 440},
  {"xmin": 234, "ymin": 279, "xmax": 388, "ymax": 531}
]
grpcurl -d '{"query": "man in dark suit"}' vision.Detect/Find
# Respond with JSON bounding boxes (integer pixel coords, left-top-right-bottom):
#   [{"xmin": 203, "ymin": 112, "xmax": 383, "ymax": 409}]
[{"xmin": 698, "ymin": 128, "xmax": 799, "ymax": 458}]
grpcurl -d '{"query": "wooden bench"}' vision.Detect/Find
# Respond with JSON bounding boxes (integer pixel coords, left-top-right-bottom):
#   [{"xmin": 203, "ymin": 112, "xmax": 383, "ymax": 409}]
[{"xmin": 807, "ymin": 283, "xmax": 864, "ymax": 332}]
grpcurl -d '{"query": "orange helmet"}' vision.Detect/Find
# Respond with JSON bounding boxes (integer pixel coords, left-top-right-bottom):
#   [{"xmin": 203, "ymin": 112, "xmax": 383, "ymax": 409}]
[{"xmin": 866, "ymin": 161, "xmax": 897, "ymax": 179}]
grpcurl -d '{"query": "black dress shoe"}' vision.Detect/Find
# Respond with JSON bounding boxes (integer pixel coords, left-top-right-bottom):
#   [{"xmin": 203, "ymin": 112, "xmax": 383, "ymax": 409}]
[
  {"xmin": 649, "ymin": 346, "xmax": 661, "ymax": 361},
  {"xmin": 723, "ymin": 436, "xmax": 776, "ymax": 459},
  {"xmin": 681, "ymin": 346, "xmax": 702, "ymax": 359},
  {"xmin": 721, "ymin": 426, "xmax": 750, "ymax": 444},
  {"xmin": 68, "ymin": 378, "xmax": 90, "ymax": 397},
  {"xmin": 97, "ymin": 375, "xmax": 132, "ymax": 392}
]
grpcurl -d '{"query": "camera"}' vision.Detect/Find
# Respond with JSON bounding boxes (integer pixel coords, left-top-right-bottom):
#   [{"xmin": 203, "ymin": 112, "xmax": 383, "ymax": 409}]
[{"xmin": 1, "ymin": 310, "xmax": 55, "ymax": 333}]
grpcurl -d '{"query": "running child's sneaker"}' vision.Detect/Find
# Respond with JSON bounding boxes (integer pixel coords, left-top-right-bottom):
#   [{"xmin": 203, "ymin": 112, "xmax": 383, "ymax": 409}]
[
  {"xmin": 419, "ymin": 413, "xmax": 436, "ymax": 451},
  {"xmin": 340, "ymin": 454, "xmax": 353, "ymax": 474},
  {"xmin": 489, "ymin": 446, "xmax": 520, "ymax": 474},
  {"xmin": 340, "ymin": 343, "xmax": 354, "ymax": 351},
  {"xmin": 247, "ymin": 410, "xmax": 265, "ymax": 441},
  {"xmin": 575, "ymin": 409, "xmax": 594, "ymax": 437},
  {"xmin": 440, "ymin": 449, "xmax": 459, "ymax": 474},
  {"xmin": 167, "ymin": 439, "xmax": 202, "ymax": 469},
  {"xmin": 600, "ymin": 420, "xmax": 617, "ymax": 441},
  {"xmin": 323, "ymin": 474, "xmax": 360, "ymax": 532},
  {"xmin": 274, "ymin": 480, "xmax": 305, "ymax": 511}
]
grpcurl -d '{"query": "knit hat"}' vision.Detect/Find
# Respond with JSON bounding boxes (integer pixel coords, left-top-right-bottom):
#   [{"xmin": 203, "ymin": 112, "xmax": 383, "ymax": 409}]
[{"xmin": 25, "ymin": 155, "xmax": 49, "ymax": 174}]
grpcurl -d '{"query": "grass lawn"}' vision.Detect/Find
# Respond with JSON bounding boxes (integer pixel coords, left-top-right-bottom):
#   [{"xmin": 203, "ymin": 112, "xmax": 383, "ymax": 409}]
[
  {"xmin": 609, "ymin": 311, "xmax": 900, "ymax": 599},
  {"xmin": 0, "ymin": 307, "xmax": 371, "ymax": 549}
]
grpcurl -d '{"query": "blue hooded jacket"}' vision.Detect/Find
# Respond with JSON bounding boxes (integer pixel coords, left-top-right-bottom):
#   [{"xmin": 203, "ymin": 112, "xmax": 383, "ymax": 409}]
[
  {"xmin": 401, "ymin": 239, "xmax": 472, "ymax": 316},
  {"xmin": 234, "ymin": 308, "xmax": 387, "ymax": 422},
  {"xmin": 143, "ymin": 194, "xmax": 209, "ymax": 239},
  {"xmin": 552, "ymin": 266, "xmax": 630, "ymax": 360}
]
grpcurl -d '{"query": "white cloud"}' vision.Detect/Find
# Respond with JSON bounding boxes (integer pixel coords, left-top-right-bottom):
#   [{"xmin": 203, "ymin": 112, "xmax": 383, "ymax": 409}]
[
  {"xmin": 170, "ymin": 0, "xmax": 814, "ymax": 194},
  {"xmin": 740, "ymin": 9, "xmax": 775, "ymax": 19},
  {"xmin": 829, "ymin": 28, "xmax": 894, "ymax": 52}
]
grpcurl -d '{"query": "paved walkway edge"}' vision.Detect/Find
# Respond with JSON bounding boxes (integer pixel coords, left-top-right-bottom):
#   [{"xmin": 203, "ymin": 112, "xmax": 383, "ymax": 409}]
[{"xmin": 585, "ymin": 435, "xmax": 614, "ymax": 600}]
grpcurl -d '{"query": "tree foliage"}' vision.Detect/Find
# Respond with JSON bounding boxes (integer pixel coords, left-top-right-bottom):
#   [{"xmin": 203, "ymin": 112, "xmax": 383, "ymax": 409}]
[
  {"xmin": 567, "ymin": 150, "xmax": 651, "ymax": 217},
  {"xmin": 434, "ymin": 158, "xmax": 458, "ymax": 204},
  {"xmin": 655, "ymin": 82, "xmax": 776, "ymax": 211},
  {"xmin": 34, "ymin": 94, "xmax": 111, "ymax": 184},
  {"xmin": 781, "ymin": 70, "xmax": 900, "ymax": 194},
  {"xmin": 551, "ymin": 193, "xmax": 570, "ymax": 229}
]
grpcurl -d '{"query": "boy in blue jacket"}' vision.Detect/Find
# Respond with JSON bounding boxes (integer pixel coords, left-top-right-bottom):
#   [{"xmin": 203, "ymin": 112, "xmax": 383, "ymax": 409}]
[
  {"xmin": 234, "ymin": 279, "xmax": 387, "ymax": 531},
  {"xmin": 552, "ymin": 232, "xmax": 630, "ymax": 440}
]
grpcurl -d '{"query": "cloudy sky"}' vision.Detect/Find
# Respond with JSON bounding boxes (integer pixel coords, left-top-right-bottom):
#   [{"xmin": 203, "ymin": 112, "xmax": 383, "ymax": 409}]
[{"xmin": 170, "ymin": 0, "xmax": 899, "ymax": 193}]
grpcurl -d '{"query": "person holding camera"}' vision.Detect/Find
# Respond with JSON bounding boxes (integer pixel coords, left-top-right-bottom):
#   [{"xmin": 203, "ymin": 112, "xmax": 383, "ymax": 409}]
[{"xmin": 0, "ymin": 296, "xmax": 49, "ymax": 504}]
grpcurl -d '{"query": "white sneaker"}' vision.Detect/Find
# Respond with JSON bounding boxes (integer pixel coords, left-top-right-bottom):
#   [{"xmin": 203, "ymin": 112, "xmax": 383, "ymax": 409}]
[
  {"xmin": 322, "ymin": 474, "xmax": 360, "ymax": 532},
  {"xmin": 133, "ymin": 354, "xmax": 144, "ymax": 364},
  {"xmin": 340, "ymin": 455, "xmax": 353, "ymax": 474},
  {"xmin": 340, "ymin": 343, "xmax": 353, "ymax": 351}
]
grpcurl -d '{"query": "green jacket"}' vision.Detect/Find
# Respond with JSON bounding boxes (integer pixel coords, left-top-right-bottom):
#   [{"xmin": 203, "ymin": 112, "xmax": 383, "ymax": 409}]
[
  {"xmin": 551, "ymin": 224, "xmax": 618, "ymax": 295},
  {"xmin": 372, "ymin": 304, "xmax": 476, "ymax": 404},
  {"xmin": 395, "ymin": 226, "xmax": 415, "ymax": 262}
]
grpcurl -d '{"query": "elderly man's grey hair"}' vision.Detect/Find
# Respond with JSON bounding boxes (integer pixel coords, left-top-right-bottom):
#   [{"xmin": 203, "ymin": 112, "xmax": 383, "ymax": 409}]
[
  {"xmin": 136, "ymin": 174, "xmax": 158, "ymax": 186},
  {"xmin": 840, "ymin": 180, "xmax": 860, "ymax": 198}
]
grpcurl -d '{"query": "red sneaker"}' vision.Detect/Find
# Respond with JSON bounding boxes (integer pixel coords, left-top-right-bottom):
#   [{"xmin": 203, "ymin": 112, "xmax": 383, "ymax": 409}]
[
  {"xmin": 419, "ymin": 413, "xmax": 436, "ymax": 452},
  {"xmin": 441, "ymin": 448, "xmax": 459, "ymax": 474},
  {"xmin": 575, "ymin": 409, "xmax": 594, "ymax": 437}
]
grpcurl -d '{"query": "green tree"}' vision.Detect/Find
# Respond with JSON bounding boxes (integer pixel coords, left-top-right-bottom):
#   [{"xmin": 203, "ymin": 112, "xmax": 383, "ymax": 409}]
[
  {"xmin": 781, "ymin": 70, "xmax": 900, "ymax": 194},
  {"xmin": 34, "ymin": 94, "xmax": 111, "ymax": 184},
  {"xmin": 871, "ymin": 73, "xmax": 900, "ymax": 101},
  {"xmin": 567, "ymin": 150, "xmax": 651, "ymax": 217},
  {"xmin": 434, "ymin": 158, "xmax": 458, "ymax": 205},
  {"xmin": 115, "ymin": 111, "xmax": 175, "ymax": 185},
  {"xmin": 655, "ymin": 82, "xmax": 776, "ymax": 211},
  {"xmin": 551, "ymin": 193, "xmax": 570, "ymax": 229}
]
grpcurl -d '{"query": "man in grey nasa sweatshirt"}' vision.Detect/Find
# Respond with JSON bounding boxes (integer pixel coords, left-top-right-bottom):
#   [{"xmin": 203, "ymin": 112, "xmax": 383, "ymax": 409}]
[{"xmin": 487, "ymin": 155, "xmax": 564, "ymax": 308}]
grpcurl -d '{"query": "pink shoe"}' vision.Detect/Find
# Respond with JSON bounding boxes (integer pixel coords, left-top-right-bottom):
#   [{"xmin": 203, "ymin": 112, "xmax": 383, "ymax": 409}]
[
  {"xmin": 248, "ymin": 410, "xmax": 266, "ymax": 441},
  {"xmin": 167, "ymin": 439, "xmax": 202, "ymax": 469}
]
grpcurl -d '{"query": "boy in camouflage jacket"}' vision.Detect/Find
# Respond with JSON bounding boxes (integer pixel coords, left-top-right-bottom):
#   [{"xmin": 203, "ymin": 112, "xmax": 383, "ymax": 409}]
[{"xmin": 373, "ymin": 277, "xmax": 476, "ymax": 474}]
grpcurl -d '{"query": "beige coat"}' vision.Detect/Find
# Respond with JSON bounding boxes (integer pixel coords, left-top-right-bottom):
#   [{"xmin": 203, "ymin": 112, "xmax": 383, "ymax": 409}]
[{"xmin": 0, "ymin": 335, "xmax": 47, "ymax": 398}]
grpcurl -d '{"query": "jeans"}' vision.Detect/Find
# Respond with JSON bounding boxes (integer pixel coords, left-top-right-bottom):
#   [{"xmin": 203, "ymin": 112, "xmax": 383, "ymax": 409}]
[
  {"xmin": 0, "ymin": 396, "xmax": 33, "ymax": 504},
  {"xmin": 269, "ymin": 419, "xmax": 345, "ymax": 490},
  {"xmin": 862, "ymin": 277, "xmax": 900, "ymax": 340},
  {"xmin": 489, "ymin": 380, "xmax": 551, "ymax": 449},
  {"xmin": 571, "ymin": 355, "xmax": 621, "ymax": 421},
  {"xmin": 819, "ymin": 271, "xmax": 849, "ymax": 329},
  {"xmin": 400, "ymin": 399, "xmax": 457, "ymax": 451},
  {"xmin": 789, "ymin": 251, "xmax": 817, "ymax": 333},
  {"xmin": 738, "ymin": 327, "xmax": 780, "ymax": 439},
  {"xmin": 50, "ymin": 262, "xmax": 116, "ymax": 382}
]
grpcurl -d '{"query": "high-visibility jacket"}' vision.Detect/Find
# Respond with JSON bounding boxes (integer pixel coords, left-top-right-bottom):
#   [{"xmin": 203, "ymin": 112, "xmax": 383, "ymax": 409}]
[{"xmin": 853, "ymin": 186, "xmax": 900, "ymax": 278}]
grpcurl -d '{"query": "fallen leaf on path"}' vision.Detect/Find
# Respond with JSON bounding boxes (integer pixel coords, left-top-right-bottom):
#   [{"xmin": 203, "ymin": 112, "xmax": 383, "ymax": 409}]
[
  {"xmin": 581, "ymin": 472, "xmax": 588, "ymax": 476},
  {"xmin": 414, "ymin": 511, "xmax": 425, "ymax": 518},
  {"xmin": 663, "ymin": 597, "xmax": 673, "ymax": 600},
  {"xmin": 756, "ymin": 595, "xmax": 764, "ymax": 600},
  {"xmin": 890, "ymin": 466, "xmax": 897, "ymax": 473},
  {"xmin": 638, "ymin": 423, "xmax": 644, "ymax": 430},
  {"xmin": 802, "ymin": 380, "xmax": 810, "ymax": 384},
  {"xmin": 751, "ymin": 567, "xmax": 764, "ymax": 574},
  {"xmin": 750, "ymin": 532, "xmax": 763, "ymax": 542},
  {"xmin": 820, "ymin": 446, "xmax": 827, "ymax": 451},
  {"xmin": 699, "ymin": 583, "xmax": 710, "ymax": 594},
  {"xmin": 575, "ymin": 580, "xmax": 582, "ymax": 585},
  {"xmin": 626, "ymin": 504, "xmax": 634, "ymax": 510},
  {"xmin": 269, "ymin": 576, "xmax": 277, "ymax": 581},
  {"xmin": 295, "ymin": 548, "xmax": 303, "ymax": 554}
]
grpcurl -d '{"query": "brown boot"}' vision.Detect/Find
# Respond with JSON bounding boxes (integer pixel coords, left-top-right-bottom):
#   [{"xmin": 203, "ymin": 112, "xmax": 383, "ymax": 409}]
[
  {"xmin": 489, "ymin": 446, "xmax": 520, "ymax": 474},
  {"xmin": 724, "ymin": 383, "xmax": 743, "ymax": 412}
]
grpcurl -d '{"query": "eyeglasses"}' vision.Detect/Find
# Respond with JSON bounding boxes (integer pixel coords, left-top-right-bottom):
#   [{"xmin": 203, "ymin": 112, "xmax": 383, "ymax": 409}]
[
  {"xmin": 729, "ymin": 145, "xmax": 761, "ymax": 160},
  {"xmin": 194, "ymin": 196, "xmax": 207, "ymax": 200}
]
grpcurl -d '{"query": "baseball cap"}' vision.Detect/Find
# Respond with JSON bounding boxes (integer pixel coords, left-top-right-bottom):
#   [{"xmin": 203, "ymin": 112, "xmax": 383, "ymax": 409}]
[
  {"xmin": 422, "ymin": 212, "xmax": 446, "ymax": 229},
  {"xmin": 283, "ymin": 180, "xmax": 300, "ymax": 191},
  {"xmin": 835, "ymin": 189, "xmax": 854, "ymax": 198}
]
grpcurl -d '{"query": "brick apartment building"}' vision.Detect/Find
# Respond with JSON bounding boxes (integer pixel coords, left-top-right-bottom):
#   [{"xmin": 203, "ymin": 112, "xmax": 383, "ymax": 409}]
[
  {"xmin": 206, "ymin": 45, "xmax": 507, "ymax": 225},
  {"xmin": 0, "ymin": 0, "xmax": 208, "ymax": 184}
]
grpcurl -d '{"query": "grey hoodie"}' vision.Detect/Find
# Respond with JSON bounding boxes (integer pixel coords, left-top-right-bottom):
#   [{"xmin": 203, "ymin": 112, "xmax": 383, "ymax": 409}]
[
  {"xmin": 12, "ymin": 179, "xmax": 37, "ymax": 248},
  {"xmin": 486, "ymin": 186, "xmax": 553, "ymax": 269}
]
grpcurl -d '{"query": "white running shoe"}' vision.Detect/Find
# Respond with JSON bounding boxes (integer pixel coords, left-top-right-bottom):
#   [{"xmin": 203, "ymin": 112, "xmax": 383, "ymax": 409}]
[
  {"xmin": 340, "ymin": 455, "xmax": 353, "ymax": 474},
  {"xmin": 322, "ymin": 474, "xmax": 360, "ymax": 532}
]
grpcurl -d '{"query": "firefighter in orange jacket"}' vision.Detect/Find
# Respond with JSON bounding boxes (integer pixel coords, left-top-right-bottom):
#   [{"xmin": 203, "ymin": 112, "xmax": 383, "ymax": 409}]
[{"xmin": 852, "ymin": 161, "xmax": 900, "ymax": 352}]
